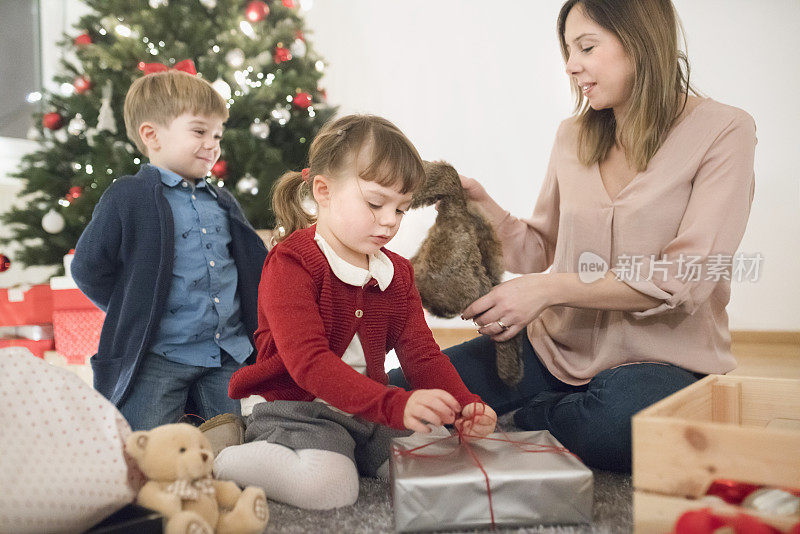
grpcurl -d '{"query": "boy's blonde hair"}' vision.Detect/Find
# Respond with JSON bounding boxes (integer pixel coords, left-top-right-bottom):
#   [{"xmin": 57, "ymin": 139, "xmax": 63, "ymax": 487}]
[
  {"xmin": 272, "ymin": 114, "xmax": 426, "ymax": 242},
  {"xmin": 123, "ymin": 70, "xmax": 229, "ymax": 155}
]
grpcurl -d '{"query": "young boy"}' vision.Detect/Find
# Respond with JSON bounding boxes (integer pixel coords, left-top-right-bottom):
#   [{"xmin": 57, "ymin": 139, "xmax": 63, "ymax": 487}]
[{"xmin": 72, "ymin": 70, "xmax": 268, "ymax": 431}]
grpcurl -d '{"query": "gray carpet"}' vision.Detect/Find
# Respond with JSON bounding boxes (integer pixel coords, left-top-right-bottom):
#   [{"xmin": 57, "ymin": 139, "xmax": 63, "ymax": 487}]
[{"xmin": 263, "ymin": 416, "xmax": 633, "ymax": 533}]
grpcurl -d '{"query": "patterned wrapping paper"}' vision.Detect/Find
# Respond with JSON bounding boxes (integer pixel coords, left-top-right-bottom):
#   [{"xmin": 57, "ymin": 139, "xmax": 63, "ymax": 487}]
[
  {"xmin": 52, "ymin": 309, "xmax": 104, "ymax": 364},
  {"xmin": 391, "ymin": 430, "xmax": 593, "ymax": 532},
  {"xmin": 0, "ymin": 347, "xmax": 140, "ymax": 533}
]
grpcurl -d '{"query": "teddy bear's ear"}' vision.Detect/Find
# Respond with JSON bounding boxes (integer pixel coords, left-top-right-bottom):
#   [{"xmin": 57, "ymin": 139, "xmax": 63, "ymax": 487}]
[{"xmin": 125, "ymin": 431, "xmax": 149, "ymax": 461}]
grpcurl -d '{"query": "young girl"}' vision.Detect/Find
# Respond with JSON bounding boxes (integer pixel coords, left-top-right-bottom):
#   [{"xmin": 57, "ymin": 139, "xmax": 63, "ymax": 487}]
[{"xmin": 214, "ymin": 114, "xmax": 497, "ymax": 509}]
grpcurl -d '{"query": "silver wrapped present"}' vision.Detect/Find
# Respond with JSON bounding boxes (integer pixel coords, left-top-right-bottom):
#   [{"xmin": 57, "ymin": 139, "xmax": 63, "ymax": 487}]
[{"xmin": 391, "ymin": 430, "xmax": 593, "ymax": 532}]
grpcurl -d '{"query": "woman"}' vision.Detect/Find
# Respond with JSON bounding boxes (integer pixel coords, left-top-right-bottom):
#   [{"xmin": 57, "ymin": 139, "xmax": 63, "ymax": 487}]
[{"xmin": 390, "ymin": 0, "xmax": 757, "ymax": 472}]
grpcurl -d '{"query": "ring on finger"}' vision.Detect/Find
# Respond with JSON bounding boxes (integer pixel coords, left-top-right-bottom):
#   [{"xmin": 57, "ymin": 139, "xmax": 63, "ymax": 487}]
[{"xmin": 496, "ymin": 320, "xmax": 510, "ymax": 331}]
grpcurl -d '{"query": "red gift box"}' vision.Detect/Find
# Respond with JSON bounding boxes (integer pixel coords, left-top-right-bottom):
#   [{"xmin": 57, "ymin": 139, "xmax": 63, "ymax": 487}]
[
  {"xmin": 0, "ymin": 285, "xmax": 54, "ymax": 326},
  {"xmin": 52, "ymin": 309, "xmax": 104, "ymax": 365},
  {"xmin": 0, "ymin": 338, "xmax": 55, "ymax": 359}
]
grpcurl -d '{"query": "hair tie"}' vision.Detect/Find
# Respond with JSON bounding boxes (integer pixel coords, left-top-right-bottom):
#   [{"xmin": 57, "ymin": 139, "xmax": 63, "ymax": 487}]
[
  {"xmin": 336, "ymin": 129, "xmax": 345, "ymax": 136},
  {"xmin": 301, "ymin": 168, "xmax": 310, "ymax": 182}
]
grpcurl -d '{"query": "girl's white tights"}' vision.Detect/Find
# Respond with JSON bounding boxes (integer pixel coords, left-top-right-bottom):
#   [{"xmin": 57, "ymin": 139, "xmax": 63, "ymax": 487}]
[{"xmin": 213, "ymin": 441, "xmax": 361, "ymax": 510}]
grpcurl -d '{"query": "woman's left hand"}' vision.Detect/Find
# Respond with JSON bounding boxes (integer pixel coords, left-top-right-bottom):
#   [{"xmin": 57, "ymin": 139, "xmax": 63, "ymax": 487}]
[{"xmin": 461, "ymin": 274, "xmax": 556, "ymax": 342}]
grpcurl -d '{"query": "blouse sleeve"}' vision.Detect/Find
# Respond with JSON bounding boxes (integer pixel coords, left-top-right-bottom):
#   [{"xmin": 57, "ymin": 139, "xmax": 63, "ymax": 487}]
[
  {"xmin": 487, "ymin": 125, "xmax": 561, "ymax": 274},
  {"xmin": 612, "ymin": 111, "xmax": 757, "ymax": 318}
]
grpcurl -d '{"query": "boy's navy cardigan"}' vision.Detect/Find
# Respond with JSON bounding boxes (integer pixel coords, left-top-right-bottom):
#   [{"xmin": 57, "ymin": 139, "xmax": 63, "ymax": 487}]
[{"xmin": 71, "ymin": 165, "xmax": 268, "ymax": 406}]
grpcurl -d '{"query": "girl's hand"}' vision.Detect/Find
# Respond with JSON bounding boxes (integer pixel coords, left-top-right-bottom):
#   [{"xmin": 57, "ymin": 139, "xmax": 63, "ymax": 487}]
[
  {"xmin": 458, "ymin": 174, "xmax": 490, "ymax": 204},
  {"xmin": 461, "ymin": 273, "xmax": 556, "ymax": 342},
  {"xmin": 403, "ymin": 389, "xmax": 461, "ymax": 433},
  {"xmin": 455, "ymin": 403, "xmax": 497, "ymax": 438}
]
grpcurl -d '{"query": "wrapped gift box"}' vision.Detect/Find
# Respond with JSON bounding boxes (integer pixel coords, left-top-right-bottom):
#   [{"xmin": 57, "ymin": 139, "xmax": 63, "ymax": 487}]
[
  {"xmin": 391, "ymin": 430, "xmax": 593, "ymax": 532},
  {"xmin": 0, "ymin": 285, "xmax": 53, "ymax": 326},
  {"xmin": 51, "ymin": 275, "xmax": 104, "ymax": 364}
]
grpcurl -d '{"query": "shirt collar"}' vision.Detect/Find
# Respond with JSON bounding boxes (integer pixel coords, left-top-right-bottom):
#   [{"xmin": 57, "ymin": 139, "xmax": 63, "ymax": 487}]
[
  {"xmin": 152, "ymin": 164, "xmax": 214, "ymax": 196},
  {"xmin": 314, "ymin": 232, "xmax": 394, "ymax": 290}
]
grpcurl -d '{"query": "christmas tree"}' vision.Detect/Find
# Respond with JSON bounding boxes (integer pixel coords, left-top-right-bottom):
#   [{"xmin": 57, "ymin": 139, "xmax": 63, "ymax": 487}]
[{"xmin": 1, "ymin": 0, "xmax": 335, "ymax": 270}]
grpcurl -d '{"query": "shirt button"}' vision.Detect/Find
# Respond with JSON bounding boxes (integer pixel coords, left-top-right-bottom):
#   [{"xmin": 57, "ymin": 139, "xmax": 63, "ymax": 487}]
[
  {"xmin": 181, "ymin": 182, "xmax": 188, "ymax": 188},
  {"xmin": 206, "ymin": 243, "xmax": 211, "ymax": 249},
  {"xmin": 215, "ymin": 333, "xmax": 220, "ymax": 339},
  {"xmin": 192, "ymin": 195, "xmax": 196, "ymax": 200},
  {"xmin": 202, "ymin": 228, "xmax": 207, "ymax": 234},
  {"xmin": 355, "ymin": 309, "xmax": 363, "ymax": 318},
  {"xmin": 209, "ymin": 260, "xmax": 215, "ymax": 267},
  {"xmin": 214, "ymin": 297, "xmax": 220, "ymax": 303}
]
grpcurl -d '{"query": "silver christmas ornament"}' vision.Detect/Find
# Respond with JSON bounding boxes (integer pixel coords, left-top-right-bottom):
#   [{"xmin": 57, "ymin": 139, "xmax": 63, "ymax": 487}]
[
  {"xmin": 249, "ymin": 120, "xmax": 270, "ymax": 139},
  {"xmin": 148, "ymin": 0, "xmax": 168, "ymax": 7},
  {"xmin": 270, "ymin": 106, "xmax": 291, "ymax": 125},
  {"xmin": 225, "ymin": 48, "xmax": 245, "ymax": 68},
  {"xmin": 199, "ymin": 0, "xmax": 216, "ymax": 8},
  {"xmin": 290, "ymin": 38, "xmax": 307, "ymax": 58},
  {"xmin": 96, "ymin": 81, "xmax": 117, "ymax": 134},
  {"xmin": 68, "ymin": 114, "xmax": 87, "ymax": 135},
  {"xmin": 236, "ymin": 174, "xmax": 259, "ymax": 194},
  {"xmin": 42, "ymin": 210, "xmax": 66, "ymax": 234},
  {"xmin": 211, "ymin": 78, "xmax": 232, "ymax": 100}
]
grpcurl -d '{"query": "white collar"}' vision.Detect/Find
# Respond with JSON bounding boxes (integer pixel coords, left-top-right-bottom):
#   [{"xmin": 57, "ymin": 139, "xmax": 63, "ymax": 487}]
[{"xmin": 314, "ymin": 232, "xmax": 394, "ymax": 291}]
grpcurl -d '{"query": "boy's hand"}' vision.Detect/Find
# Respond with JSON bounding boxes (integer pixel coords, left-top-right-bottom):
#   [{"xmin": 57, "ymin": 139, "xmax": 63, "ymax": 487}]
[
  {"xmin": 403, "ymin": 389, "xmax": 461, "ymax": 433},
  {"xmin": 455, "ymin": 402, "xmax": 497, "ymax": 438}
]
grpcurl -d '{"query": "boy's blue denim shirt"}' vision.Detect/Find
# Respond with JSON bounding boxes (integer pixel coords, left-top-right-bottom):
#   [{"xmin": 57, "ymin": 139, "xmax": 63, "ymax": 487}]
[{"xmin": 148, "ymin": 165, "xmax": 252, "ymax": 366}]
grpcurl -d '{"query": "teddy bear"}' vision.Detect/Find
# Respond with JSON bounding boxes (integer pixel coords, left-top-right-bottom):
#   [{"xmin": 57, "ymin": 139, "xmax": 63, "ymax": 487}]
[
  {"xmin": 125, "ymin": 423, "xmax": 269, "ymax": 534},
  {"xmin": 410, "ymin": 160, "xmax": 524, "ymax": 386}
]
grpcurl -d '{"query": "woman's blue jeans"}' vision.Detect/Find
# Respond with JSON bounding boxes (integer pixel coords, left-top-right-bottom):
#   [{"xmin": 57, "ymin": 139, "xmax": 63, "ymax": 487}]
[{"xmin": 388, "ymin": 334, "xmax": 703, "ymax": 472}]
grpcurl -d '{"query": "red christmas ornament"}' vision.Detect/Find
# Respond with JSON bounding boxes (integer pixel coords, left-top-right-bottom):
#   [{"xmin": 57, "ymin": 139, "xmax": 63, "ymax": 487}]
[
  {"xmin": 67, "ymin": 186, "xmax": 83, "ymax": 200},
  {"xmin": 0, "ymin": 254, "xmax": 11, "ymax": 273},
  {"xmin": 74, "ymin": 33, "xmax": 93, "ymax": 46},
  {"xmin": 245, "ymin": 1, "xmax": 269, "ymax": 22},
  {"xmin": 74, "ymin": 76, "xmax": 92, "ymax": 94},
  {"xmin": 211, "ymin": 160, "xmax": 228, "ymax": 179},
  {"xmin": 274, "ymin": 45, "xmax": 292, "ymax": 64},
  {"xmin": 283, "ymin": 0, "xmax": 295, "ymax": 8},
  {"xmin": 293, "ymin": 92, "xmax": 312, "ymax": 109},
  {"xmin": 42, "ymin": 112, "xmax": 64, "ymax": 130}
]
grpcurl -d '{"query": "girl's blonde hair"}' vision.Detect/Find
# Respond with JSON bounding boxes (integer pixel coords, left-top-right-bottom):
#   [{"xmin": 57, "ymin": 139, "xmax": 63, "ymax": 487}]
[
  {"xmin": 557, "ymin": 0, "xmax": 700, "ymax": 171},
  {"xmin": 272, "ymin": 114, "xmax": 425, "ymax": 242}
]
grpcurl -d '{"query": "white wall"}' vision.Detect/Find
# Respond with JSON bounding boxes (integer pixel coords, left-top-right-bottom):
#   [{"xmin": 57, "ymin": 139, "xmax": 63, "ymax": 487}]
[
  {"xmin": 2, "ymin": 0, "xmax": 798, "ymax": 330},
  {"xmin": 303, "ymin": 0, "xmax": 800, "ymax": 331}
]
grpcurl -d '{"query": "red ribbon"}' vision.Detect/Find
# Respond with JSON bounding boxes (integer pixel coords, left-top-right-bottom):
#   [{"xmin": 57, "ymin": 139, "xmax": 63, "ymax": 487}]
[
  {"xmin": 138, "ymin": 58, "xmax": 197, "ymax": 76},
  {"xmin": 301, "ymin": 168, "xmax": 310, "ymax": 182},
  {"xmin": 392, "ymin": 403, "xmax": 580, "ymax": 529},
  {"xmin": 673, "ymin": 507, "xmax": 800, "ymax": 534}
]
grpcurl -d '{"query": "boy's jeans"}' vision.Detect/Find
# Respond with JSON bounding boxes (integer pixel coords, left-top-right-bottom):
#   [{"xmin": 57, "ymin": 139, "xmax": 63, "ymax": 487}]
[
  {"xmin": 118, "ymin": 351, "xmax": 242, "ymax": 431},
  {"xmin": 388, "ymin": 334, "xmax": 703, "ymax": 472}
]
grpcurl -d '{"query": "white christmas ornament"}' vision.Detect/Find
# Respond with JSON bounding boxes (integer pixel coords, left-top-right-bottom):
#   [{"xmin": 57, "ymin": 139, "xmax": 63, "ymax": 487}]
[
  {"xmin": 249, "ymin": 120, "xmax": 270, "ymax": 139},
  {"xmin": 225, "ymin": 49, "xmax": 245, "ymax": 68},
  {"xmin": 199, "ymin": 0, "xmax": 216, "ymax": 7},
  {"xmin": 211, "ymin": 79, "xmax": 232, "ymax": 100},
  {"xmin": 236, "ymin": 174, "xmax": 259, "ymax": 194},
  {"xmin": 148, "ymin": 0, "xmax": 168, "ymax": 7},
  {"xmin": 68, "ymin": 114, "xmax": 86, "ymax": 136},
  {"xmin": 96, "ymin": 81, "xmax": 117, "ymax": 134},
  {"xmin": 290, "ymin": 38, "xmax": 307, "ymax": 58},
  {"xmin": 42, "ymin": 210, "xmax": 66, "ymax": 234}
]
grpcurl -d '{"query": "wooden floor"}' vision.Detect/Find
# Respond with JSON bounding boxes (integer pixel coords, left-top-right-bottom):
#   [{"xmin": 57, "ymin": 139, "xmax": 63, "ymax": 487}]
[{"xmin": 430, "ymin": 329, "xmax": 800, "ymax": 380}]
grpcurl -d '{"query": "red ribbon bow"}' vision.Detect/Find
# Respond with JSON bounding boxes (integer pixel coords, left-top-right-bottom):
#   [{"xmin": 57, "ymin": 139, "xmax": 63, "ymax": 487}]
[
  {"xmin": 138, "ymin": 59, "xmax": 197, "ymax": 76},
  {"xmin": 301, "ymin": 168, "xmax": 310, "ymax": 182}
]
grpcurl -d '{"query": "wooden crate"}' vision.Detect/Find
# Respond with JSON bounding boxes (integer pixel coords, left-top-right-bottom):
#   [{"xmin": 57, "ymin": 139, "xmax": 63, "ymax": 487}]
[{"xmin": 632, "ymin": 374, "xmax": 800, "ymax": 533}]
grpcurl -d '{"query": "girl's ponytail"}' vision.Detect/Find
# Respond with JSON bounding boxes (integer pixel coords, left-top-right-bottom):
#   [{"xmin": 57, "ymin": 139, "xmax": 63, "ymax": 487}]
[{"xmin": 271, "ymin": 170, "xmax": 314, "ymax": 243}]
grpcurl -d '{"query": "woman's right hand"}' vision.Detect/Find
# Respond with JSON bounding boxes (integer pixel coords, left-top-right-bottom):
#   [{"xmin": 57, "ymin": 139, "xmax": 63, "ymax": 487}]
[
  {"xmin": 403, "ymin": 389, "xmax": 461, "ymax": 433},
  {"xmin": 458, "ymin": 174, "xmax": 491, "ymax": 204}
]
